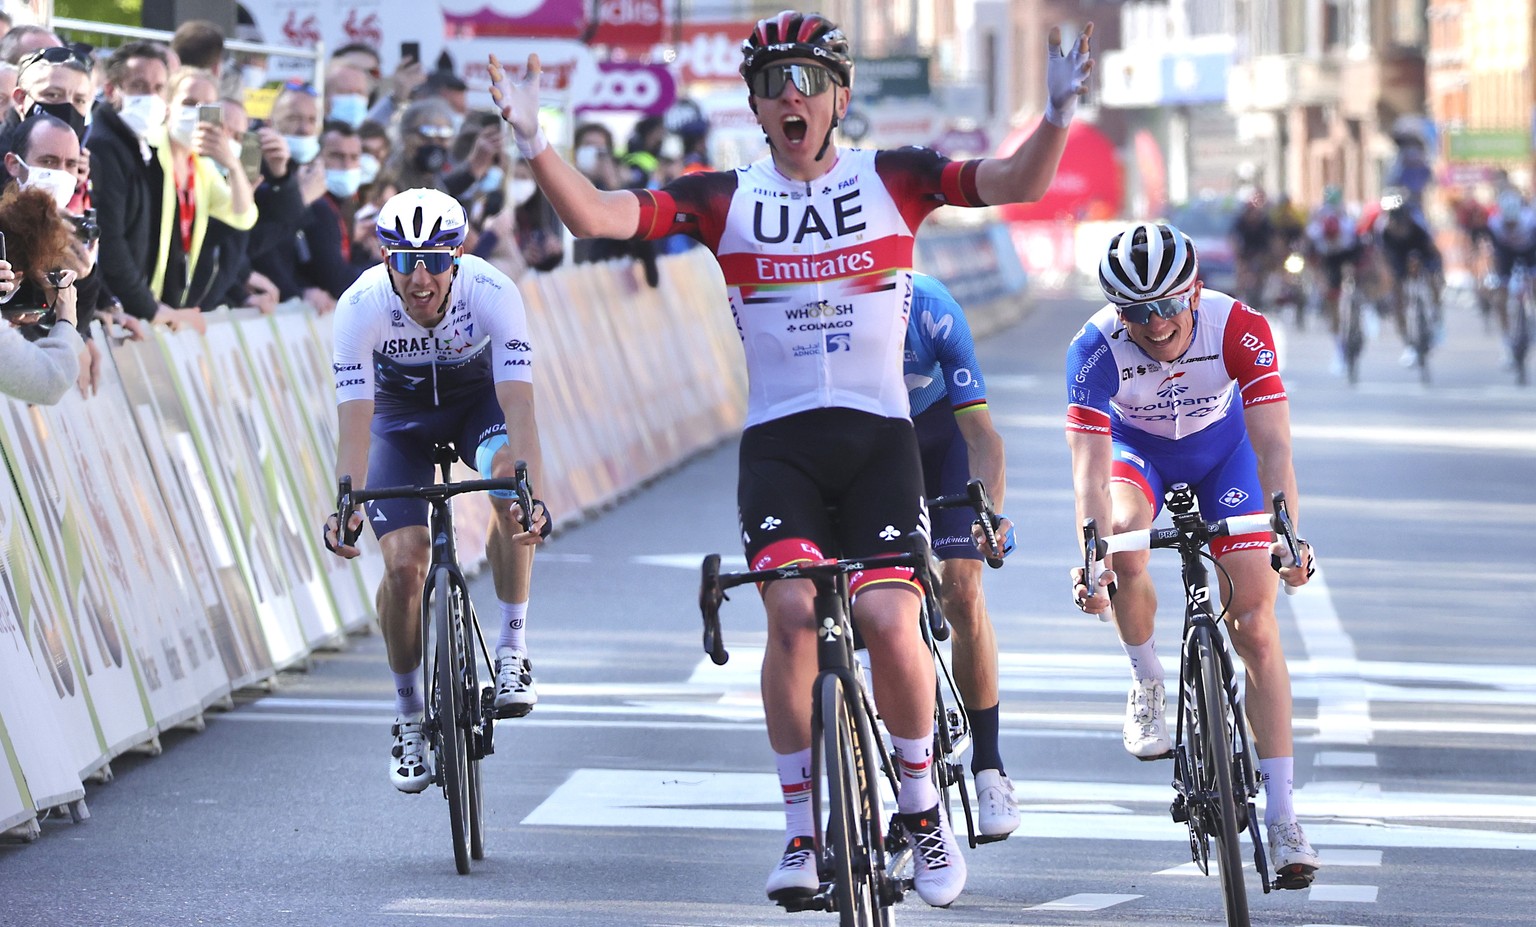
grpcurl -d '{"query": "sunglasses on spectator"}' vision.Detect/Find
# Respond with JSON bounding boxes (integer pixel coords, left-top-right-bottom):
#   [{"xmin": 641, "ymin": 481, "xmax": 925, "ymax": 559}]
[
  {"xmin": 386, "ymin": 249, "xmax": 456, "ymax": 274},
  {"xmin": 18, "ymin": 46, "xmax": 93, "ymax": 76},
  {"xmin": 1115, "ymin": 291, "xmax": 1194, "ymax": 325},
  {"xmin": 749, "ymin": 63, "xmax": 835, "ymax": 100},
  {"xmin": 416, "ymin": 124, "xmax": 455, "ymax": 140}
]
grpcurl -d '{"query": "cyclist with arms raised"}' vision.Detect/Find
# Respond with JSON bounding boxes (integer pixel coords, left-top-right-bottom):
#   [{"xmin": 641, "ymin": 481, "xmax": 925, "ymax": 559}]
[
  {"xmin": 488, "ymin": 10, "xmax": 1091, "ymax": 908},
  {"xmin": 322, "ymin": 188, "xmax": 548, "ymax": 794},
  {"xmin": 1065, "ymin": 223, "xmax": 1321, "ymax": 888},
  {"xmin": 905, "ymin": 273, "xmax": 1019, "ymax": 839}
]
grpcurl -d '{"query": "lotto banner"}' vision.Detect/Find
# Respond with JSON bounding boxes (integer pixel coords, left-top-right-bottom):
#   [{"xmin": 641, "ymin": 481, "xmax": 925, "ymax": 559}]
[
  {"xmin": 110, "ymin": 336, "xmax": 275, "ymax": 688},
  {"xmin": 156, "ymin": 330, "xmax": 310, "ymax": 668},
  {"xmin": 0, "ymin": 401, "xmax": 153, "ymax": 761}
]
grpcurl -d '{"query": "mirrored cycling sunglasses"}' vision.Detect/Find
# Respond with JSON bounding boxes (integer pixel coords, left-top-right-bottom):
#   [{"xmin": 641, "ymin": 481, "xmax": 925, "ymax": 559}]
[
  {"xmin": 749, "ymin": 63, "xmax": 835, "ymax": 100},
  {"xmin": 386, "ymin": 249, "xmax": 456, "ymax": 274},
  {"xmin": 1115, "ymin": 291, "xmax": 1193, "ymax": 325}
]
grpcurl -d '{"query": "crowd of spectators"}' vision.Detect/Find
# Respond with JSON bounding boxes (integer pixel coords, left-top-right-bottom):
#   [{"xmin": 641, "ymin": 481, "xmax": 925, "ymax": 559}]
[{"xmin": 0, "ymin": 14, "xmax": 713, "ymax": 405}]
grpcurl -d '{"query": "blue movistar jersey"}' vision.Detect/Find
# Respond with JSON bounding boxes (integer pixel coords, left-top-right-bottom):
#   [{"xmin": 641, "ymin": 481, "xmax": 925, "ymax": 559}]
[{"xmin": 904, "ymin": 273, "xmax": 987, "ymax": 417}]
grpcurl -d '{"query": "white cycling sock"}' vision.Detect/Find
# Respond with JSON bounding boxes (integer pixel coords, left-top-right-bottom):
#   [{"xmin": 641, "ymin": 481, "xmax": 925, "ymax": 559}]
[
  {"xmin": 775, "ymin": 748, "xmax": 814, "ymax": 839},
  {"xmin": 1259, "ymin": 756, "xmax": 1295, "ymax": 825},
  {"xmin": 496, "ymin": 600, "xmax": 528, "ymax": 655},
  {"xmin": 890, "ymin": 731, "xmax": 940, "ymax": 814},
  {"xmin": 1123, "ymin": 637, "xmax": 1164, "ymax": 681},
  {"xmin": 392, "ymin": 669, "xmax": 424, "ymax": 716}
]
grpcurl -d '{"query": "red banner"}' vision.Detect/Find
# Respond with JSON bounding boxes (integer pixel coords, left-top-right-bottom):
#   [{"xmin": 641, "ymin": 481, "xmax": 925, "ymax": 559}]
[{"xmin": 590, "ymin": 0, "xmax": 666, "ymax": 52}]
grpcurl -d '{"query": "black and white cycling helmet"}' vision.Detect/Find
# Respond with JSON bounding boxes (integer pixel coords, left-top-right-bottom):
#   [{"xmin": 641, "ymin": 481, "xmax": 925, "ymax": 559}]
[
  {"xmin": 1098, "ymin": 222, "xmax": 1199, "ymax": 305},
  {"xmin": 376, "ymin": 188, "xmax": 468, "ymax": 249}
]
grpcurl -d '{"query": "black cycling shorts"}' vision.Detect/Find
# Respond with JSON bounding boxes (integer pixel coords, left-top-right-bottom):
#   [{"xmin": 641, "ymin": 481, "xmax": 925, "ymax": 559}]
[
  {"xmin": 737, "ymin": 408, "xmax": 927, "ymax": 578},
  {"xmin": 912, "ymin": 403, "xmax": 982, "ymax": 562}
]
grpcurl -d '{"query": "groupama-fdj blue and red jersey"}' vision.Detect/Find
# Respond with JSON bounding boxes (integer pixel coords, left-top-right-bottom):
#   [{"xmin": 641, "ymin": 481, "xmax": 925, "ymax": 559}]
[
  {"xmin": 631, "ymin": 147, "xmax": 987, "ymax": 429},
  {"xmin": 905, "ymin": 273, "xmax": 988, "ymax": 417},
  {"xmin": 1064, "ymin": 292, "xmax": 1288, "ymax": 553}
]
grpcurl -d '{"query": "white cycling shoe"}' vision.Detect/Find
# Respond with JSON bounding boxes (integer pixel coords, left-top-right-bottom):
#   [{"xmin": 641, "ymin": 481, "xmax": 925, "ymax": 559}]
[
  {"xmin": 899, "ymin": 805, "xmax": 967, "ymax": 907},
  {"xmin": 1123, "ymin": 678, "xmax": 1173, "ymax": 760},
  {"xmin": 494, "ymin": 650, "xmax": 538, "ymax": 718},
  {"xmin": 390, "ymin": 714, "xmax": 429, "ymax": 793},
  {"xmin": 973, "ymin": 769, "xmax": 1021, "ymax": 840},
  {"xmin": 765, "ymin": 835, "xmax": 818, "ymax": 903},
  {"xmin": 1268, "ymin": 820, "xmax": 1320, "ymax": 888}
]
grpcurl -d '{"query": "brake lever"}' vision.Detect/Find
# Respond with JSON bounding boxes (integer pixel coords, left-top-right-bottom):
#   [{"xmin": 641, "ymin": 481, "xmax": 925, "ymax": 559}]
[
  {"xmin": 336, "ymin": 475, "xmax": 362, "ymax": 546},
  {"xmin": 1082, "ymin": 518, "xmax": 1113, "ymax": 622},
  {"xmin": 966, "ymin": 479, "xmax": 1006, "ymax": 569}
]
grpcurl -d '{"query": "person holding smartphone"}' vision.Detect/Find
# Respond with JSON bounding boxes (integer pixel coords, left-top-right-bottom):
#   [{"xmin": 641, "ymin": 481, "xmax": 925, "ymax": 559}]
[{"xmin": 0, "ymin": 201, "xmax": 85, "ymax": 405}]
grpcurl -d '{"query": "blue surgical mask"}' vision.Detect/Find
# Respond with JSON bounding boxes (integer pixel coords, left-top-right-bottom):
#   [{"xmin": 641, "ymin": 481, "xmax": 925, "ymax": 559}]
[
  {"xmin": 327, "ymin": 93, "xmax": 368, "ymax": 129},
  {"xmin": 480, "ymin": 165, "xmax": 504, "ymax": 193},
  {"xmin": 325, "ymin": 167, "xmax": 362, "ymax": 198},
  {"xmin": 285, "ymin": 134, "xmax": 320, "ymax": 165}
]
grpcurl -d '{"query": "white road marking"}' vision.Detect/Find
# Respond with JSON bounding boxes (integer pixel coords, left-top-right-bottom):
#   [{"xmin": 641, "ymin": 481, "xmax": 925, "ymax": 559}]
[
  {"xmin": 1317, "ymin": 752, "xmax": 1378, "ymax": 768},
  {"xmin": 1026, "ymin": 893, "xmax": 1141, "ymax": 911},
  {"xmin": 1308, "ymin": 884, "xmax": 1380, "ymax": 903},
  {"xmin": 1285, "ymin": 562, "xmax": 1372, "ymax": 746}
]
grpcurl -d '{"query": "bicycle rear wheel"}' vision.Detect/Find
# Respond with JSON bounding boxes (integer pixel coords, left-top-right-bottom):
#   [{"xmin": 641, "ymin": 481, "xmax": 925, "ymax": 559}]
[
  {"xmin": 1194, "ymin": 634, "xmax": 1249, "ymax": 926},
  {"xmin": 1410, "ymin": 283, "xmax": 1434, "ymax": 384},
  {"xmin": 821, "ymin": 673, "xmax": 892, "ymax": 927},
  {"xmin": 434, "ymin": 569, "xmax": 472, "ymax": 875},
  {"xmin": 1342, "ymin": 280, "xmax": 1364, "ymax": 384},
  {"xmin": 1512, "ymin": 289, "xmax": 1531, "ymax": 386}
]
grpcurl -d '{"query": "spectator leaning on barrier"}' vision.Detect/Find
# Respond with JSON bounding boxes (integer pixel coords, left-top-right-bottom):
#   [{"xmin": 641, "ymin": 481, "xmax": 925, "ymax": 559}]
[
  {"xmin": 155, "ymin": 67, "xmax": 257, "ymax": 311},
  {"xmin": 0, "ymin": 184, "xmax": 85, "ymax": 404},
  {"xmin": 88, "ymin": 40, "xmax": 204, "ymax": 335},
  {"xmin": 3, "ymin": 113, "xmax": 106, "ymax": 392}
]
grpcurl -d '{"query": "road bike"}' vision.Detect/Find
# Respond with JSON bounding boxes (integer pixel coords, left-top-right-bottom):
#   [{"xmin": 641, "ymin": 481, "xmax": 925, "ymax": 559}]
[
  {"xmin": 1337, "ymin": 265, "xmax": 1367, "ymax": 385},
  {"xmin": 1401, "ymin": 255, "xmax": 1440, "ymax": 385},
  {"xmin": 1082, "ymin": 485, "xmax": 1310, "ymax": 926},
  {"xmin": 1507, "ymin": 259, "xmax": 1532, "ymax": 386},
  {"xmin": 335, "ymin": 447, "xmax": 538, "ymax": 874},
  {"xmin": 700, "ymin": 533, "xmax": 945, "ymax": 927}
]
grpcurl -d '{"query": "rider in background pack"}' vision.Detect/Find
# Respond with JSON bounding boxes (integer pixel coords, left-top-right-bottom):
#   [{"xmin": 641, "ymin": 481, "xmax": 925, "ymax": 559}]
[
  {"xmin": 905, "ymin": 272, "xmax": 1019, "ymax": 841},
  {"xmin": 1486, "ymin": 190, "xmax": 1536, "ymax": 349},
  {"xmin": 1370, "ymin": 189, "xmax": 1444, "ymax": 368}
]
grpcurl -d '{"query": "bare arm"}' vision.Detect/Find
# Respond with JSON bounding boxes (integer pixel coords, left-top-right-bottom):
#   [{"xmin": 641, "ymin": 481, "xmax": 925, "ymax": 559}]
[
  {"xmin": 334, "ymin": 398, "xmax": 374, "ymax": 487},
  {"xmin": 1243, "ymin": 400, "xmax": 1299, "ymax": 526},
  {"xmin": 1067, "ymin": 426, "xmax": 1116, "ymax": 612},
  {"xmin": 955, "ymin": 407, "xmax": 1007, "ymax": 512}
]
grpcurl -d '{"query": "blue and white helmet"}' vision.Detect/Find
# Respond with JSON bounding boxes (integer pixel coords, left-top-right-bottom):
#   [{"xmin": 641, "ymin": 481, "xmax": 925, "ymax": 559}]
[
  {"xmin": 1099, "ymin": 222, "xmax": 1199, "ymax": 304},
  {"xmin": 376, "ymin": 188, "xmax": 467, "ymax": 249}
]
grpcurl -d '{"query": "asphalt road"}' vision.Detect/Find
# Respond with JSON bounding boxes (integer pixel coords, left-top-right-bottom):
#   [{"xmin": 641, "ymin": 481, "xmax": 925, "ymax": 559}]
[{"xmin": 3, "ymin": 283, "xmax": 1532, "ymax": 927}]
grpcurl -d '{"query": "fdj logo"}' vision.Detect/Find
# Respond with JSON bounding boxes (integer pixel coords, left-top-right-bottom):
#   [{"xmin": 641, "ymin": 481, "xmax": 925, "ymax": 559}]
[
  {"xmin": 1255, "ymin": 349, "xmax": 1275, "ymax": 367},
  {"xmin": 1219, "ymin": 487, "xmax": 1249, "ymax": 508},
  {"xmin": 825, "ymin": 332, "xmax": 851, "ymax": 352}
]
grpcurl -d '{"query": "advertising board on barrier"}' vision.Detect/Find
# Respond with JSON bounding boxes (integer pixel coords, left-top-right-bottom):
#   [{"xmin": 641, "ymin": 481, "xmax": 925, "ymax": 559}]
[{"xmin": 0, "ymin": 596, "xmax": 84, "ymax": 814}]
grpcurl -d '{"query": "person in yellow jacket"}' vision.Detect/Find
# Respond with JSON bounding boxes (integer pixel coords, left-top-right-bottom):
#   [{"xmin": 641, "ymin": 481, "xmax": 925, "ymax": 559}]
[{"xmin": 150, "ymin": 66, "xmax": 257, "ymax": 314}]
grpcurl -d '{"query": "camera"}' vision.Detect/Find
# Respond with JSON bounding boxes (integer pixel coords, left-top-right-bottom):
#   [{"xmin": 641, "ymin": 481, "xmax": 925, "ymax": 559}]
[
  {"xmin": 44, "ymin": 269, "xmax": 69, "ymax": 288},
  {"xmin": 68, "ymin": 208, "xmax": 98, "ymax": 246}
]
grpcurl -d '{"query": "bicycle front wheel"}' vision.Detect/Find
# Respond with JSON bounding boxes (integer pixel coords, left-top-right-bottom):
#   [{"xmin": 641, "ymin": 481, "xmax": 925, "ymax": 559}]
[
  {"xmin": 821, "ymin": 673, "xmax": 891, "ymax": 927},
  {"xmin": 1195, "ymin": 634, "xmax": 1249, "ymax": 926},
  {"xmin": 435, "ymin": 569, "xmax": 472, "ymax": 875}
]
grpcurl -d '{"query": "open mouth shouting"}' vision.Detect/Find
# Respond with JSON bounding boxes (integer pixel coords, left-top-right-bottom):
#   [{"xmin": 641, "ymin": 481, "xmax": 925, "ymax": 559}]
[{"xmin": 781, "ymin": 114, "xmax": 809, "ymax": 148}]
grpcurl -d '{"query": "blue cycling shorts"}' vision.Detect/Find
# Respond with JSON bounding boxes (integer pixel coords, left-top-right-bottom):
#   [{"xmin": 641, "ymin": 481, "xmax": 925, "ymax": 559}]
[
  {"xmin": 365, "ymin": 389, "xmax": 507, "ymax": 537},
  {"xmin": 1110, "ymin": 411, "xmax": 1270, "ymax": 558},
  {"xmin": 913, "ymin": 404, "xmax": 982, "ymax": 562}
]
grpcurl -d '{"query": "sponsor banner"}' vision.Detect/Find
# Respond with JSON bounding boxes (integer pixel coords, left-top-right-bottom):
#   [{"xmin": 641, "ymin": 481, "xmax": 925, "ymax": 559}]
[
  {"xmin": 241, "ymin": 1, "xmax": 382, "ymax": 81},
  {"xmin": 589, "ymin": 0, "xmax": 666, "ymax": 52},
  {"xmin": 158, "ymin": 332, "xmax": 310, "ymax": 668},
  {"xmin": 577, "ymin": 62, "xmax": 676, "ymax": 116},
  {"xmin": 0, "ymin": 401, "xmax": 153, "ymax": 760},
  {"xmin": 110, "ymin": 337, "xmax": 274, "ymax": 688},
  {"xmin": 444, "ymin": 39, "xmax": 600, "ymax": 103},
  {"xmin": 671, "ymin": 22, "xmax": 756, "ymax": 84},
  {"xmin": 36, "ymin": 387, "xmax": 218, "ymax": 728},
  {"xmin": 0, "ymin": 709, "xmax": 34, "ymax": 835},
  {"xmin": 0, "ymin": 595, "xmax": 83, "ymax": 812},
  {"xmin": 202, "ymin": 323, "xmax": 343, "ymax": 650},
  {"xmin": 268, "ymin": 310, "xmax": 373, "ymax": 629},
  {"xmin": 441, "ymin": 0, "xmax": 587, "ymax": 39}
]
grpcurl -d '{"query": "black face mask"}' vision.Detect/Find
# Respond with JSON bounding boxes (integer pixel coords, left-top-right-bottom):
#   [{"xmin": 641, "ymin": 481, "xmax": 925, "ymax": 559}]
[
  {"xmin": 28, "ymin": 100, "xmax": 88, "ymax": 142},
  {"xmin": 412, "ymin": 144, "xmax": 447, "ymax": 174}
]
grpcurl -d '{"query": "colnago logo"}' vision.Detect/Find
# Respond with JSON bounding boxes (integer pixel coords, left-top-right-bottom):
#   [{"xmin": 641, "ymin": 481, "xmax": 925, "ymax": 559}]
[{"xmin": 756, "ymin": 250, "xmax": 876, "ymax": 281}]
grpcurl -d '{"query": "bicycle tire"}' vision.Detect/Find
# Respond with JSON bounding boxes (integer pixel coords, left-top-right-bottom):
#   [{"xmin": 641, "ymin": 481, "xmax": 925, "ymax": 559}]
[
  {"xmin": 821, "ymin": 673, "xmax": 890, "ymax": 927},
  {"xmin": 435, "ymin": 569, "xmax": 472, "ymax": 875},
  {"xmin": 1411, "ymin": 282, "xmax": 1433, "ymax": 385},
  {"xmin": 1196, "ymin": 633, "xmax": 1250, "ymax": 926},
  {"xmin": 1343, "ymin": 280, "xmax": 1363, "ymax": 385},
  {"xmin": 465, "ymin": 599, "xmax": 485, "ymax": 861},
  {"xmin": 1512, "ymin": 288, "xmax": 1530, "ymax": 386}
]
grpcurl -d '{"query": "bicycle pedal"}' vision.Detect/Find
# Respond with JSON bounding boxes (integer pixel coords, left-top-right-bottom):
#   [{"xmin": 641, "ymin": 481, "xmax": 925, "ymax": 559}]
[
  {"xmin": 1135, "ymin": 750, "xmax": 1174, "ymax": 762},
  {"xmin": 973, "ymin": 832, "xmax": 1010, "ymax": 845},
  {"xmin": 770, "ymin": 889, "xmax": 821, "ymax": 913},
  {"xmin": 494, "ymin": 702, "xmax": 533, "ymax": 720},
  {"xmin": 1271, "ymin": 866, "xmax": 1316, "ymax": 891}
]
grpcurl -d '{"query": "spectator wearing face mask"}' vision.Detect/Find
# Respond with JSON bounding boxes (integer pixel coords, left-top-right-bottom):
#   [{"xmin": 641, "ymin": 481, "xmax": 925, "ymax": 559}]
[
  {"xmin": 3, "ymin": 45, "xmax": 93, "ymax": 145},
  {"xmin": 356, "ymin": 119, "xmax": 390, "ymax": 203},
  {"xmin": 325, "ymin": 64, "xmax": 372, "ymax": 130},
  {"xmin": 156, "ymin": 67, "xmax": 257, "ymax": 311},
  {"xmin": 269, "ymin": 80, "xmax": 323, "ymax": 181},
  {"xmin": 295, "ymin": 120, "xmax": 365, "ymax": 301},
  {"xmin": 87, "ymin": 40, "xmax": 205, "ymax": 336},
  {"xmin": 386, "ymin": 98, "xmax": 455, "ymax": 193}
]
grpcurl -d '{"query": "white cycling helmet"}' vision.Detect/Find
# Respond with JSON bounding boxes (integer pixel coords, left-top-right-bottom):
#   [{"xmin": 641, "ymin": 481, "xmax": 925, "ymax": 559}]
[
  {"xmin": 1099, "ymin": 222, "xmax": 1199, "ymax": 305},
  {"xmin": 376, "ymin": 188, "xmax": 468, "ymax": 249}
]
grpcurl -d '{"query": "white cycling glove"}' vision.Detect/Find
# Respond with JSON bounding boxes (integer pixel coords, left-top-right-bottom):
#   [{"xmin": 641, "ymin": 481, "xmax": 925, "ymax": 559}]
[
  {"xmin": 488, "ymin": 54, "xmax": 548, "ymax": 159},
  {"xmin": 1044, "ymin": 28, "xmax": 1093, "ymax": 128}
]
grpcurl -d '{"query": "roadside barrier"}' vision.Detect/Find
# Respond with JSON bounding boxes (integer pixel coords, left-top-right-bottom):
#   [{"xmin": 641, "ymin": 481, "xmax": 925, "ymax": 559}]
[{"xmin": 0, "ymin": 224, "xmax": 1027, "ymax": 845}]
